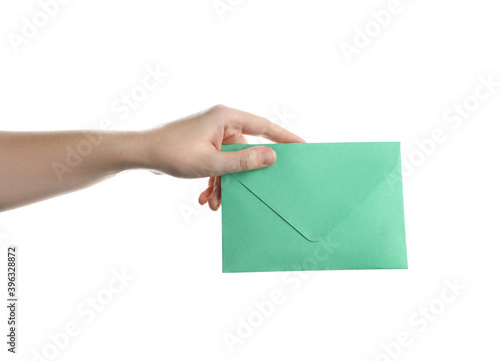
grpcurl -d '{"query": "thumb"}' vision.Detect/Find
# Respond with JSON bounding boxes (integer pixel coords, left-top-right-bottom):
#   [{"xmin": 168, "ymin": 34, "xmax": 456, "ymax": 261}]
[{"xmin": 215, "ymin": 146, "xmax": 277, "ymax": 175}]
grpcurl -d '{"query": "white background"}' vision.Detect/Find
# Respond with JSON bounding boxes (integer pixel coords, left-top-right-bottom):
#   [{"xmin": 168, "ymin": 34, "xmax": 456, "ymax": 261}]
[{"xmin": 1, "ymin": 0, "xmax": 499, "ymax": 360}]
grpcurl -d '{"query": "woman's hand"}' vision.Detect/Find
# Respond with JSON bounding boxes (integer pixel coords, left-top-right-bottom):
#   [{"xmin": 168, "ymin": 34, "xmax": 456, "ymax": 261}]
[{"xmin": 136, "ymin": 105, "xmax": 305, "ymax": 210}]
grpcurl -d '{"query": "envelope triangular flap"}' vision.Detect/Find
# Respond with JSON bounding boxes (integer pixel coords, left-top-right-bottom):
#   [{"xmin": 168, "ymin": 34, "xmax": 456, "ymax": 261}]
[{"xmin": 222, "ymin": 142, "xmax": 402, "ymax": 243}]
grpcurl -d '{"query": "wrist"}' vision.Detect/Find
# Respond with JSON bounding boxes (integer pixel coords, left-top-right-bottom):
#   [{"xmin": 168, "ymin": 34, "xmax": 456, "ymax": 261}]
[{"xmin": 113, "ymin": 130, "xmax": 151, "ymax": 171}]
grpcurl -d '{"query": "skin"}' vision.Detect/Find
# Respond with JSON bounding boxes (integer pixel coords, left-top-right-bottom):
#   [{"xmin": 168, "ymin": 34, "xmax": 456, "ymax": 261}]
[{"xmin": 0, "ymin": 105, "xmax": 305, "ymax": 212}]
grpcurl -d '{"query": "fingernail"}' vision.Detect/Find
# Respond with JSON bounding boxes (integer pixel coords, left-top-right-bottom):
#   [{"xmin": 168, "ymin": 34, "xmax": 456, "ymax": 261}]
[{"xmin": 262, "ymin": 149, "xmax": 277, "ymax": 166}]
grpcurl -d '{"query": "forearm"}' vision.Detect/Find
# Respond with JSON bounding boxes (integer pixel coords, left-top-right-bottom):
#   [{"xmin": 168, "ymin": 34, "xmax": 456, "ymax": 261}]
[{"xmin": 0, "ymin": 130, "xmax": 145, "ymax": 212}]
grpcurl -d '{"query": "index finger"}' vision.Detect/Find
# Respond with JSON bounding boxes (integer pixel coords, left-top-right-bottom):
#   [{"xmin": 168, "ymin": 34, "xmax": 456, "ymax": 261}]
[{"xmin": 226, "ymin": 107, "xmax": 306, "ymax": 144}]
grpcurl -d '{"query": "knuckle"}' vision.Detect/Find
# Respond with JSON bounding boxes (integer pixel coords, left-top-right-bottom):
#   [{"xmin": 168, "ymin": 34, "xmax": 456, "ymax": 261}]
[
  {"xmin": 209, "ymin": 104, "xmax": 227, "ymax": 113},
  {"xmin": 208, "ymin": 104, "xmax": 231, "ymax": 127},
  {"xmin": 225, "ymin": 151, "xmax": 256, "ymax": 174},
  {"xmin": 259, "ymin": 119, "xmax": 274, "ymax": 137},
  {"xmin": 239, "ymin": 151, "xmax": 255, "ymax": 171}
]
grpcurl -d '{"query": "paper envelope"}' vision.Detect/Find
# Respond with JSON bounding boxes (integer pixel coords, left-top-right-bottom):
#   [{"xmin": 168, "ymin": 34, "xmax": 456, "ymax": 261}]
[{"xmin": 221, "ymin": 142, "xmax": 407, "ymax": 273}]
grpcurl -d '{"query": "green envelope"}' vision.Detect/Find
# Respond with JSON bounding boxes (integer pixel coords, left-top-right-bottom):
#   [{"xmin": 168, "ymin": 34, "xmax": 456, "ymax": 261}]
[{"xmin": 221, "ymin": 142, "xmax": 407, "ymax": 273}]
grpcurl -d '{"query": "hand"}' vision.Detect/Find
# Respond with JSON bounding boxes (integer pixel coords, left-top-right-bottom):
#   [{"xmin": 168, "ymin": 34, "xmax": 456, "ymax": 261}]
[{"xmin": 138, "ymin": 105, "xmax": 305, "ymax": 211}]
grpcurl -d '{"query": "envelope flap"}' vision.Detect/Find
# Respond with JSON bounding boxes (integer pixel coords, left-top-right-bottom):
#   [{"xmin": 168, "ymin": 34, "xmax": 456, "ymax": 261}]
[{"xmin": 222, "ymin": 142, "xmax": 403, "ymax": 243}]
